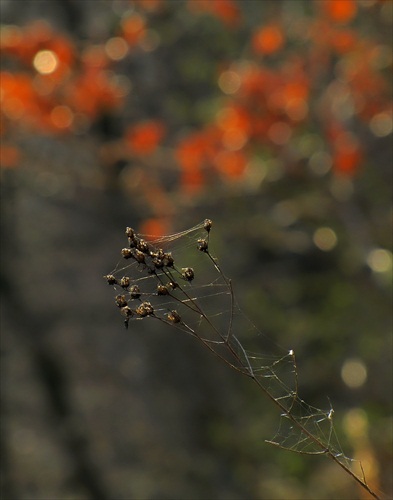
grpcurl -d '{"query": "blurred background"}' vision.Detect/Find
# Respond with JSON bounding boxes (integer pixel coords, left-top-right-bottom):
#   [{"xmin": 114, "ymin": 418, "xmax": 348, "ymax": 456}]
[{"xmin": 1, "ymin": 0, "xmax": 392, "ymax": 498}]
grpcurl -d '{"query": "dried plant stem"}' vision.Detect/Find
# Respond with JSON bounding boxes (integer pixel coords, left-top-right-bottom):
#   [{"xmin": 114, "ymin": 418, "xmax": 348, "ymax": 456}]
[
  {"xmin": 173, "ymin": 252, "xmax": 381, "ymax": 500},
  {"xmin": 106, "ymin": 221, "xmax": 383, "ymax": 500}
]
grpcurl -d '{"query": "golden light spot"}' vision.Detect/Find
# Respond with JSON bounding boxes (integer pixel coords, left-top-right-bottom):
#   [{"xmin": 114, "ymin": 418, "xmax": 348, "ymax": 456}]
[
  {"xmin": 309, "ymin": 151, "xmax": 332, "ymax": 176},
  {"xmin": 271, "ymin": 200, "xmax": 299, "ymax": 227},
  {"xmin": 369, "ymin": 112, "xmax": 392, "ymax": 137},
  {"xmin": 218, "ymin": 70, "xmax": 241, "ymax": 95},
  {"xmin": 342, "ymin": 408, "xmax": 368, "ymax": 439},
  {"xmin": 341, "ymin": 359, "xmax": 368, "ymax": 389},
  {"xmin": 50, "ymin": 105, "xmax": 73, "ymax": 129},
  {"xmin": 222, "ymin": 128, "xmax": 248, "ymax": 151},
  {"xmin": 2, "ymin": 97, "xmax": 24, "ymax": 120},
  {"xmin": 105, "ymin": 37, "xmax": 128, "ymax": 61},
  {"xmin": 139, "ymin": 29, "xmax": 160, "ymax": 52},
  {"xmin": 268, "ymin": 122, "xmax": 292, "ymax": 145},
  {"xmin": 367, "ymin": 248, "xmax": 392, "ymax": 273},
  {"xmin": 244, "ymin": 159, "xmax": 267, "ymax": 190},
  {"xmin": 313, "ymin": 227, "xmax": 338, "ymax": 251},
  {"xmin": 285, "ymin": 98, "xmax": 308, "ymax": 121},
  {"xmin": 33, "ymin": 50, "xmax": 58, "ymax": 75}
]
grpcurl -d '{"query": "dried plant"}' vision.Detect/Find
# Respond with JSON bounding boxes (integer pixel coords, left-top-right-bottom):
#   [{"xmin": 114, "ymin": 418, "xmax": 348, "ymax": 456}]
[{"xmin": 104, "ymin": 219, "xmax": 381, "ymax": 499}]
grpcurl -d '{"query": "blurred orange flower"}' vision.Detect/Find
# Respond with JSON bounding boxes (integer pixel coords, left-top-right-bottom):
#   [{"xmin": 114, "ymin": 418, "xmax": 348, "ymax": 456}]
[
  {"xmin": 322, "ymin": 0, "xmax": 357, "ymax": 24},
  {"xmin": 187, "ymin": 0, "xmax": 241, "ymax": 28},
  {"xmin": 214, "ymin": 149, "xmax": 247, "ymax": 178},
  {"xmin": 125, "ymin": 120, "xmax": 166, "ymax": 155},
  {"xmin": 329, "ymin": 129, "xmax": 363, "ymax": 175},
  {"xmin": 121, "ymin": 13, "xmax": 146, "ymax": 47},
  {"xmin": 0, "ymin": 144, "xmax": 21, "ymax": 169},
  {"xmin": 252, "ymin": 25, "xmax": 284, "ymax": 55},
  {"xmin": 180, "ymin": 168, "xmax": 205, "ymax": 193},
  {"xmin": 139, "ymin": 217, "xmax": 170, "ymax": 239}
]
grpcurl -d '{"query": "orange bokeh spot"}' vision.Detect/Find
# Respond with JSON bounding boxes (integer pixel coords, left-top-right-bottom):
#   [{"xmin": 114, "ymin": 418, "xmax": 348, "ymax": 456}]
[
  {"xmin": 214, "ymin": 150, "xmax": 247, "ymax": 179},
  {"xmin": 0, "ymin": 72, "xmax": 39, "ymax": 120},
  {"xmin": 0, "ymin": 145, "xmax": 21, "ymax": 169},
  {"xmin": 0, "ymin": 25, "xmax": 23, "ymax": 56},
  {"xmin": 332, "ymin": 133, "xmax": 363, "ymax": 175},
  {"xmin": 121, "ymin": 13, "xmax": 145, "ymax": 46},
  {"xmin": 324, "ymin": 0, "xmax": 357, "ymax": 24},
  {"xmin": 332, "ymin": 29, "xmax": 357, "ymax": 54},
  {"xmin": 180, "ymin": 168, "xmax": 205, "ymax": 193},
  {"xmin": 187, "ymin": 0, "xmax": 241, "ymax": 28},
  {"xmin": 217, "ymin": 105, "xmax": 251, "ymax": 133},
  {"xmin": 175, "ymin": 128, "xmax": 220, "ymax": 173},
  {"xmin": 252, "ymin": 25, "xmax": 284, "ymax": 55},
  {"xmin": 125, "ymin": 120, "xmax": 165, "ymax": 155},
  {"xmin": 176, "ymin": 139, "xmax": 204, "ymax": 172},
  {"xmin": 139, "ymin": 217, "xmax": 170, "ymax": 239},
  {"xmin": 50, "ymin": 105, "xmax": 73, "ymax": 129},
  {"xmin": 212, "ymin": 0, "xmax": 241, "ymax": 28}
]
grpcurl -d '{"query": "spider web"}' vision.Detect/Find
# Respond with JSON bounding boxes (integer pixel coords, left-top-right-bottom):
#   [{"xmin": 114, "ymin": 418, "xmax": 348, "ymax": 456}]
[{"xmin": 104, "ymin": 220, "xmax": 360, "ymax": 477}]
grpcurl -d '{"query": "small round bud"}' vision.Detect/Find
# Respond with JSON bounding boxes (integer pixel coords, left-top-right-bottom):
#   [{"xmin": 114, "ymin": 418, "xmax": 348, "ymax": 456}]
[
  {"xmin": 163, "ymin": 252, "xmax": 174, "ymax": 267},
  {"xmin": 167, "ymin": 310, "xmax": 181, "ymax": 324},
  {"xmin": 197, "ymin": 239, "xmax": 208, "ymax": 252},
  {"xmin": 182, "ymin": 267, "xmax": 195, "ymax": 282},
  {"xmin": 204, "ymin": 219, "xmax": 212, "ymax": 232},
  {"xmin": 121, "ymin": 248, "xmax": 133, "ymax": 259},
  {"xmin": 120, "ymin": 276, "xmax": 131, "ymax": 288},
  {"xmin": 157, "ymin": 285, "xmax": 169, "ymax": 295},
  {"xmin": 125, "ymin": 227, "xmax": 135, "ymax": 238},
  {"xmin": 133, "ymin": 249, "xmax": 146, "ymax": 264},
  {"xmin": 136, "ymin": 301, "xmax": 154, "ymax": 317},
  {"xmin": 129, "ymin": 285, "xmax": 141, "ymax": 299},
  {"xmin": 104, "ymin": 274, "xmax": 117, "ymax": 285},
  {"xmin": 115, "ymin": 295, "xmax": 127, "ymax": 308},
  {"xmin": 120, "ymin": 305, "xmax": 133, "ymax": 318},
  {"xmin": 137, "ymin": 239, "xmax": 150, "ymax": 254}
]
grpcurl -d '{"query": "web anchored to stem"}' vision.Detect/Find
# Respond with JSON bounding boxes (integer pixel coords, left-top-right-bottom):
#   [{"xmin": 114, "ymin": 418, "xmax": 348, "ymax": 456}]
[{"xmin": 104, "ymin": 219, "xmax": 381, "ymax": 499}]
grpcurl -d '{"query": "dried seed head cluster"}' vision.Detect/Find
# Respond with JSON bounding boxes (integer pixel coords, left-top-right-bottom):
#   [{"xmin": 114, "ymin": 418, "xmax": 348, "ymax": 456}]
[
  {"xmin": 105, "ymin": 220, "xmax": 214, "ymax": 329},
  {"xmin": 104, "ymin": 219, "xmax": 380, "ymax": 499},
  {"xmin": 135, "ymin": 301, "xmax": 154, "ymax": 317},
  {"xmin": 181, "ymin": 267, "xmax": 194, "ymax": 282},
  {"xmin": 197, "ymin": 238, "xmax": 208, "ymax": 252},
  {"xmin": 167, "ymin": 310, "xmax": 181, "ymax": 323},
  {"xmin": 204, "ymin": 219, "xmax": 212, "ymax": 232}
]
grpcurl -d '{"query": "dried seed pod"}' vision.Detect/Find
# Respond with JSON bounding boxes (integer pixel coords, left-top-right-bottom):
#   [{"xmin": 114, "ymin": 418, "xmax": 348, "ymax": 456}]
[
  {"xmin": 121, "ymin": 306, "xmax": 133, "ymax": 329},
  {"xmin": 129, "ymin": 285, "xmax": 141, "ymax": 299},
  {"xmin": 121, "ymin": 248, "xmax": 133, "ymax": 259},
  {"xmin": 126, "ymin": 227, "xmax": 137, "ymax": 247},
  {"xmin": 163, "ymin": 252, "xmax": 174, "ymax": 267},
  {"xmin": 152, "ymin": 256, "xmax": 164, "ymax": 268},
  {"xmin": 104, "ymin": 274, "xmax": 117, "ymax": 285},
  {"xmin": 132, "ymin": 249, "xmax": 146, "ymax": 264},
  {"xmin": 120, "ymin": 276, "xmax": 131, "ymax": 288},
  {"xmin": 167, "ymin": 310, "xmax": 181, "ymax": 323},
  {"xmin": 120, "ymin": 305, "xmax": 133, "ymax": 318},
  {"xmin": 157, "ymin": 285, "xmax": 169, "ymax": 295},
  {"xmin": 125, "ymin": 227, "xmax": 135, "ymax": 239},
  {"xmin": 204, "ymin": 219, "xmax": 212, "ymax": 232},
  {"xmin": 137, "ymin": 239, "xmax": 150, "ymax": 254},
  {"xmin": 136, "ymin": 301, "xmax": 154, "ymax": 317},
  {"xmin": 182, "ymin": 267, "xmax": 195, "ymax": 282},
  {"xmin": 150, "ymin": 248, "xmax": 165, "ymax": 260},
  {"xmin": 115, "ymin": 295, "xmax": 127, "ymax": 308},
  {"xmin": 197, "ymin": 238, "xmax": 208, "ymax": 252}
]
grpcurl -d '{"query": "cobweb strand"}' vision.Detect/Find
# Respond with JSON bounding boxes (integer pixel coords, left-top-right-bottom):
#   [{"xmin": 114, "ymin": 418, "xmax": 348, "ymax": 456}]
[{"xmin": 104, "ymin": 219, "xmax": 381, "ymax": 500}]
